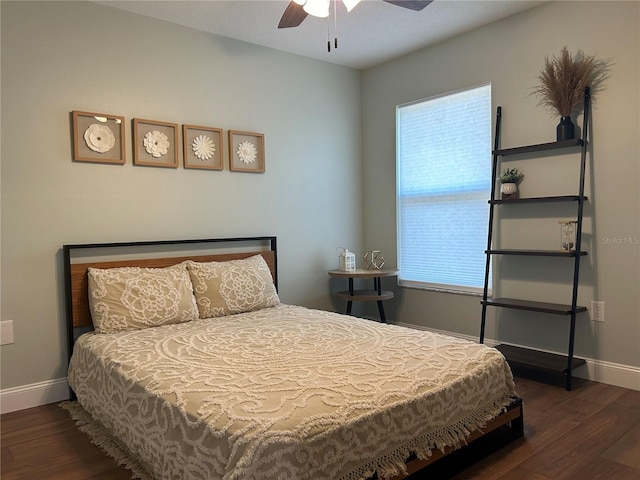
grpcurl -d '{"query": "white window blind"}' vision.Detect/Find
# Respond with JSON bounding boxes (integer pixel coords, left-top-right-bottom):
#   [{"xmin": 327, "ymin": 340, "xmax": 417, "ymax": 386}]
[{"xmin": 396, "ymin": 84, "xmax": 491, "ymax": 294}]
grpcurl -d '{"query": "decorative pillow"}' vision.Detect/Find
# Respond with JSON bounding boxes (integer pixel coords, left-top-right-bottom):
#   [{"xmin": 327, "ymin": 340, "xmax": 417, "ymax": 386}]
[
  {"xmin": 186, "ymin": 255, "xmax": 280, "ymax": 318},
  {"xmin": 88, "ymin": 262, "xmax": 199, "ymax": 333}
]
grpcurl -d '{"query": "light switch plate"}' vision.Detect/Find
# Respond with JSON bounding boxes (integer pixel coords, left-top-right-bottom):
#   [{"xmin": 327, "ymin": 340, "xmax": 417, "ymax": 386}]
[{"xmin": 0, "ymin": 320, "xmax": 14, "ymax": 345}]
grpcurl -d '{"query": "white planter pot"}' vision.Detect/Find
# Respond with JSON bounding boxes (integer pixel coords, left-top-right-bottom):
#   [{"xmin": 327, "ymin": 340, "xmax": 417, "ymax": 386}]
[{"xmin": 500, "ymin": 182, "xmax": 518, "ymax": 199}]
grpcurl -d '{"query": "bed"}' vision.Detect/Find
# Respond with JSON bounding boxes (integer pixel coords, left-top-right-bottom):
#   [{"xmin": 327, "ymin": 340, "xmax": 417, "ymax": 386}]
[{"xmin": 63, "ymin": 236, "xmax": 523, "ymax": 480}]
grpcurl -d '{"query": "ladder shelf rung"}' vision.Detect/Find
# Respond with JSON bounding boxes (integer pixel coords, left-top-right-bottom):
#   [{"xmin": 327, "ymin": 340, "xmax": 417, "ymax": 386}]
[
  {"xmin": 495, "ymin": 344, "xmax": 586, "ymax": 373},
  {"xmin": 490, "ymin": 195, "xmax": 587, "ymax": 205},
  {"xmin": 482, "ymin": 297, "xmax": 587, "ymax": 315},
  {"xmin": 486, "ymin": 249, "xmax": 587, "ymax": 257},
  {"xmin": 494, "ymin": 139, "xmax": 584, "ymax": 156}
]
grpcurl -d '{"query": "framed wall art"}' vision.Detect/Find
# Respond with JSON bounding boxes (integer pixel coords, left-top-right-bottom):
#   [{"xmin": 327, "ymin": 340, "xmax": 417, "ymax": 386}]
[
  {"xmin": 183, "ymin": 124, "xmax": 223, "ymax": 170},
  {"xmin": 72, "ymin": 111, "xmax": 126, "ymax": 164},
  {"xmin": 228, "ymin": 130, "xmax": 265, "ymax": 173},
  {"xmin": 133, "ymin": 118, "xmax": 179, "ymax": 168}
]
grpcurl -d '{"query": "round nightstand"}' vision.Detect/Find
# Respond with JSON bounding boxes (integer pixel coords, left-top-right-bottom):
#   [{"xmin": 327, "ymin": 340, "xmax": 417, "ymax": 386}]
[{"xmin": 328, "ymin": 268, "xmax": 398, "ymax": 322}]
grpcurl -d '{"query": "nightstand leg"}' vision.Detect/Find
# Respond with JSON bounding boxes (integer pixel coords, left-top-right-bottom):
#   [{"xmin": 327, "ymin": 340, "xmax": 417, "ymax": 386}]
[
  {"xmin": 373, "ymin": 277, "xmax": 381, "ymax": 294},
  {"xmin": 377, "ymin": 301, "xmax": 386, "ymax": 323},
  {"xmin": 347, "ymin": 277, "xmax": 354, "ymax": 315}
]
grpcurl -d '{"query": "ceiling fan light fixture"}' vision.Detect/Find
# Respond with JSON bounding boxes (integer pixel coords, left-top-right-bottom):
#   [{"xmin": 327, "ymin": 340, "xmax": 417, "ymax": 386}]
[
  {"xmin": 278, "ymin": 0, "xmax": 432, "ymax": 31},
  {"xmin": 303, "ymin": 0, "xmax": 330, "ymax": 18},
  {"xmin": 342, "ymin": 0, "xmax": 362, "ymax": 12}
]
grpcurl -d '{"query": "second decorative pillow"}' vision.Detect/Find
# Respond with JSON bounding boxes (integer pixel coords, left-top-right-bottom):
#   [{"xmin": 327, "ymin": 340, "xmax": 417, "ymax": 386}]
[{"xmin": 187, "ymin": 254, "xmax": 280, "ymax": 318}]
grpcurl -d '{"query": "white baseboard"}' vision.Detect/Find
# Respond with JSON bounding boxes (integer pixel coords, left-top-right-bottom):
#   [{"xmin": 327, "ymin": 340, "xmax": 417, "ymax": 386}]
[
  {"xmin": 397, "ymin": 322, "xmax": 640, "ymax": 392},
  {"xmin": 2, "ymin": 326, "xmax": 638, "ymax": 415},
  {"xmin": 0, "ymin": 378, "xmax": 70, "ymax": 414}
]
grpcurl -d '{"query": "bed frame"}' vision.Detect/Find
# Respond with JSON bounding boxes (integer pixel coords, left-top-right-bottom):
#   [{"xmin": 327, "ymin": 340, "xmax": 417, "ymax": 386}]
[{"xmin": 62, "ymin": 236, "xmax": 523, "ymax": 480}]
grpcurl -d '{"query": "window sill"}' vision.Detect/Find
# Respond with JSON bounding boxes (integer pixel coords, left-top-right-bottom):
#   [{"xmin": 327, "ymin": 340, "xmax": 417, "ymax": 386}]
[{"xmin": 398, "ymin": 281, "xmax": 489, "ymax": 297}]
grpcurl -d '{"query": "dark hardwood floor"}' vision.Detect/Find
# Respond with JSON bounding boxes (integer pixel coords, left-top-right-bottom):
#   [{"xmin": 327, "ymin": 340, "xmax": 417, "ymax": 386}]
[{"xmin": 1, "ymin": 376, "xmax": 639, "ymax": 479}]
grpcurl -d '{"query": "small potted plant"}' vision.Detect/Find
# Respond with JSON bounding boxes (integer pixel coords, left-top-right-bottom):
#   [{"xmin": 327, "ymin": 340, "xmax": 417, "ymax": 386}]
[{"xmin": 499, "ymin": 168, "xmax": 524, "ymax": 200}]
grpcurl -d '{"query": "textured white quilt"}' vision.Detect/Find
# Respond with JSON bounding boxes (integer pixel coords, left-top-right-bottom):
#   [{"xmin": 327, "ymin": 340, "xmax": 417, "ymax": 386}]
[{"xmin": 68, "ymin": 305, "xmax": 516, "ymax": 480}]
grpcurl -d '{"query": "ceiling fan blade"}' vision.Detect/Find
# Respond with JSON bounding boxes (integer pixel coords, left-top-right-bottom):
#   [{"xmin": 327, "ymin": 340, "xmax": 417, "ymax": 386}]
[
  {"xmin": 382, "ymin": 0, "xmax": 433, "ymax": 12},
  {"xmin": 278, "ymin": 1, "xmax": 309, "ymax": 28}
]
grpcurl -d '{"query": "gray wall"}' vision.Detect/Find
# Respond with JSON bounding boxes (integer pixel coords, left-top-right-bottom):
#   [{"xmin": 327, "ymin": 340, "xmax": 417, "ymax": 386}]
[
  {"xmin": 0, "ymin": 1, "xmax": 363, "ymax": 389},
  {"xmin": 362, "ymin": 1, "xmax": 639, "ymax": 375}
]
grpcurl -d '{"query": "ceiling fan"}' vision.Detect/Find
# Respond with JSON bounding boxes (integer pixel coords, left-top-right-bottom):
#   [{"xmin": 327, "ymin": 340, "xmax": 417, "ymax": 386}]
[{"xmin": 278, "ymin": 0, "xmax": 433, "ymax": 29}]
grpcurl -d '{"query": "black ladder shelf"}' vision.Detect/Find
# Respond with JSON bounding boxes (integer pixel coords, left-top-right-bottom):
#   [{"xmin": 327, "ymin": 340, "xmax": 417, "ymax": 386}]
[{"xmin": 480, "ymin": 88, "xmax": 591, "ymax": 391}]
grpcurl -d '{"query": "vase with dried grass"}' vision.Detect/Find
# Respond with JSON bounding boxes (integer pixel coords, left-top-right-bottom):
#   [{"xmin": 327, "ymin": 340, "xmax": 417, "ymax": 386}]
[{"xmin": 531, "ymin": 46, "xmax": 610, "ymax": 141}]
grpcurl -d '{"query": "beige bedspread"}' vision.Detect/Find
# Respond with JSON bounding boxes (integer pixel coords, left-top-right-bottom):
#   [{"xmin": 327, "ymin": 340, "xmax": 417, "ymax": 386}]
[{"xmin": 68, "ymin": 305, "xmax": 516, "ymax": 480}]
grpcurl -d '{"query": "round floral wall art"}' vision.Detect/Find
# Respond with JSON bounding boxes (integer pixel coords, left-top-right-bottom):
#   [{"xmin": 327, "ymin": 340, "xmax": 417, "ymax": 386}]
[
  {"xmin": 192, "ymin": 134, "xmax": 215, "ymax": 161},
  {"xmin": 237, "ymin": 140, "xmax": 257, "ymax": 164},
  {"xmin": 143, "ymin": 130, "xmax": 170, "ymax": 158},
  {"xmin": 83, "ymin": 123, "xmax": 116, "ymax": 153}
]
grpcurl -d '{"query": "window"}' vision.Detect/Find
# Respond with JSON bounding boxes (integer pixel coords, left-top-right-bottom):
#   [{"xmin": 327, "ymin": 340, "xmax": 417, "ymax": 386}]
[{"xmin": 396, "ymin": 84, "xmax": 491, "ymax": 294}]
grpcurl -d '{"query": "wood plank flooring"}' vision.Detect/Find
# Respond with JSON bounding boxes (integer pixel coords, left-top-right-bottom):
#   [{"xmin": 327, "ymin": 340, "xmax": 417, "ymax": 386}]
[{"xmin": 1, "ymin": 376, "xmax": 639, "ymax": 479}]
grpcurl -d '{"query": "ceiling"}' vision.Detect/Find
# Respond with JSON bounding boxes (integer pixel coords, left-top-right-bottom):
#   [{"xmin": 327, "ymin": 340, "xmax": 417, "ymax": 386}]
[{"xmin": 97, "ymin": 0, "xmax": 546, "ymax": 70}]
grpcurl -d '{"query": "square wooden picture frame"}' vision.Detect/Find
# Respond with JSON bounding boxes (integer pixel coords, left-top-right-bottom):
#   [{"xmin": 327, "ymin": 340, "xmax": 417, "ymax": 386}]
[
  {"xmin": 72, "ymin": 110, "xmax": 126, "ymax": 164},
  {"xmin": 133, "ymin": 118, "xmax": 179, "ymax": 168},
  {"xmin": 183, "ymin": 125, "xmax": 224, "ymax": 170},
  {"xmin": 228, "ymin": 130, "xmax": 265, "ymax": 173}
]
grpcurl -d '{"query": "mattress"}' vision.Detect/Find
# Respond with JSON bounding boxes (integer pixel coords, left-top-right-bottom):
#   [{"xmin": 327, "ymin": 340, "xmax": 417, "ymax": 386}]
[{"xmin": 68, "ymin": 304, "xmax": 517, "ymax": 480}]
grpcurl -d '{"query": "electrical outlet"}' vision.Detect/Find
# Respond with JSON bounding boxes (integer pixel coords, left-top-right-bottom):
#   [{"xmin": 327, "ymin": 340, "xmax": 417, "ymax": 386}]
[
  {"xmin": 590, "ymin": 301, "xmax": 605, "ymax": 322},
  {"xmin": 0, "ymin": 320, "xmax": 14, "ymax": 345}
]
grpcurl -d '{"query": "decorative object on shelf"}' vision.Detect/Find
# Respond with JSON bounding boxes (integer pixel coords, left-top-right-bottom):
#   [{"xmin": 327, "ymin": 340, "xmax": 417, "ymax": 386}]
[
  {"xmin": 499, "ymin": 168, "xmax": 524, "ymax": 200},
  {"xmin": 336, "ymin": 247, "xmax": 356, "ymax": 272},
  {"xmin": 183, "ymin": 124, "xmax": 223, "ymax": 170},
  {"xmin": 559, "ymin": 220, "xmax": 577, "ymax": 251},
  {"xmin": 556, "ymin": 115, "xmax": 575, "ymax": 142},
  {"xmin": 500, "ymin": 182, "xmax": 518, "ymax": 199},
  {"xmin": 531, "ymin": 46, "xmax": 610, "ymax": 141},
  {"xmin": 229, "ymin": 130, "xmax": 265, "ymax": 173},
  {"xmin": 133, "ymin": 118, "xmax": 179, "ymax": 168},
  {"xmin": 71, "ymin": 111, "xmax": 125, "ymax": 164},
  {"xmin": 364, "ymin": 250, "xmax": 385, "ymax": 270}
]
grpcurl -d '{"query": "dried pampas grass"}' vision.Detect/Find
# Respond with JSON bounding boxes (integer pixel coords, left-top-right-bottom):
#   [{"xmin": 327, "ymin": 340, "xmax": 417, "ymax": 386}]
[{"xmin": 531, "ymin": 46, "xmax": 611, "ymax": 117}]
